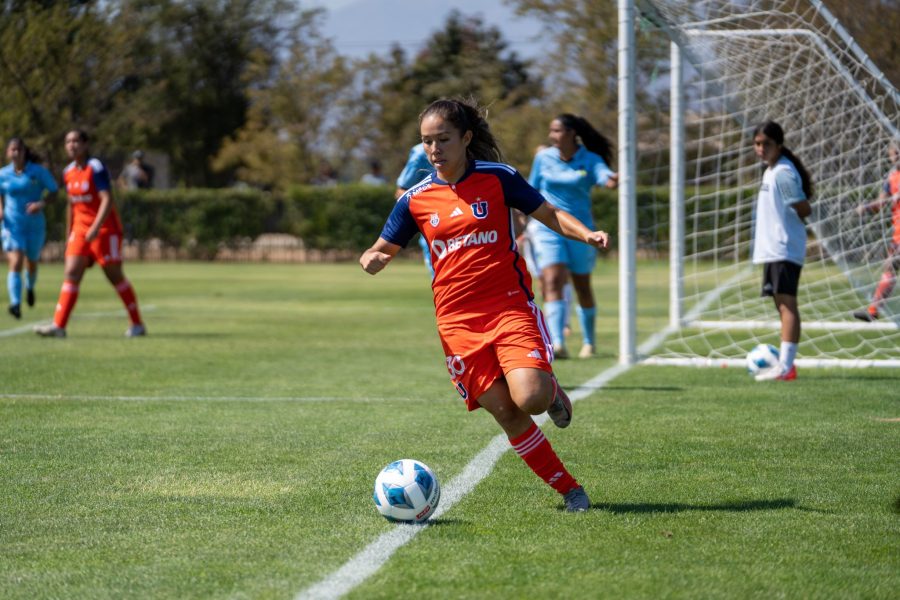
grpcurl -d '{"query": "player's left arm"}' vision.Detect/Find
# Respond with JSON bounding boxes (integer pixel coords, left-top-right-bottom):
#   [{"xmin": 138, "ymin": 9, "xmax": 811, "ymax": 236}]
[
  {"xmin": 530, "ymin": 201, "xmax": 609, "ymax": 249},
  {"xmin": 594, "ymin": 157, "xmax": 619, "ymax": 189}
]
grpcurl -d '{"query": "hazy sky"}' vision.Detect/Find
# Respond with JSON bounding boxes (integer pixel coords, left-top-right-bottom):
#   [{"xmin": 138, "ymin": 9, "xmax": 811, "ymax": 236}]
[{"xmin": 307, "ymin": 0, "xmax": 548, "ymax": 60}]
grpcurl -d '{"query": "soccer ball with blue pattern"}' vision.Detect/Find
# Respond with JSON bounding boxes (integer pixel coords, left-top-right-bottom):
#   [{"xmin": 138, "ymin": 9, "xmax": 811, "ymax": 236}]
[
  {"xmin": 373, "ymin": 459, "xmax": 440, "ymax": 523},
  {"xmin": 746, "ymin": 343, "xmax": 780, "ymax": 375}
]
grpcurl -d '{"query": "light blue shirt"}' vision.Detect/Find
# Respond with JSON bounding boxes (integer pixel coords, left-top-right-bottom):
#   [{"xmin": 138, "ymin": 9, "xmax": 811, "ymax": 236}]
[
  {"xmin": 0, "ymin": 162, "xmax": 58, "ymax": 233},
  {"xmin": 528, "ymin": 145, "xmax": 614, "ymax": 227},
  {"xmin": 395, "ymin": 144, "xmax": 433, "ymax": 190}
]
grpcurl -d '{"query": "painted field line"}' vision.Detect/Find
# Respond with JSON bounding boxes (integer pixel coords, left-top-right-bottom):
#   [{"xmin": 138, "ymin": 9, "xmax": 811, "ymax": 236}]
[
  {"xmin": 294, "ymin": 361, "xmax": 633, "ymax": 600},
  {"xmin": 0, "ymin": 305, "xmax": 157, "ymax": 338},
  {"xmin": 0, "ymin": 393, "xmax": 396, "ymax": 403}
]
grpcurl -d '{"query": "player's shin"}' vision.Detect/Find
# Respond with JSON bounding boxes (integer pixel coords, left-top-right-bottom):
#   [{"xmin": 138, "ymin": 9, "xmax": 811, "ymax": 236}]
[{"xmin": 509, "ymin": 422, "xmax": 578, "ymax": 494}]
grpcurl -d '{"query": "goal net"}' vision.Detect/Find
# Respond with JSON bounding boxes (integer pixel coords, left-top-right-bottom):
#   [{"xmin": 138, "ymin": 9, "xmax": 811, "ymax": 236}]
[{"xmin": 631, "ymin": 0, "xmax": 900, "ymax": 368}]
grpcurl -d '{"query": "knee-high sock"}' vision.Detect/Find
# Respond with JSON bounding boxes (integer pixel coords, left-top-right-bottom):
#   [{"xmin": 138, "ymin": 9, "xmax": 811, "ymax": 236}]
[
  {"xmin": 26, "ymin": 269, "xmax": 37, "ymax": 290},
  {"xmin": 543, "ymin": 300, "xmax": 567, "ymax": 348},
  {"xmin": 54, "ymin": 279, "xmax": 80, "ymax": 328},
  {"xmin": 114, "ymin": 279, "xmax": 142, "ymax": 326},
  {"xmin": 576, "ymin": 305, "xmax": 596, "ymax": 347},
  {"xmin": 870, "ymin": 271, "xmax": 896, "ymax": 314},
  {"xmin": 509, "ymin": 422, "xmax": 578, "ymax": 494},
  {"xmin": 780, "ymin": 341, "xmax": 798, "ymax": 370},
  {"xmin": 7, "ymin": 271, "xmax": 22, "ymax": 306}
]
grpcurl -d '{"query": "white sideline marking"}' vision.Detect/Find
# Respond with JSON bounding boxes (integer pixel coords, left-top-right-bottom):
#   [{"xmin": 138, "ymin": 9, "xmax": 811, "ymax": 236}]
[
  {"xmin": 294, "ymin": 361, "xmax": 633, "ymax": 600},
  {"xmin": 0, "ymin": 305, "xmax": 157, "ymax": 338}
]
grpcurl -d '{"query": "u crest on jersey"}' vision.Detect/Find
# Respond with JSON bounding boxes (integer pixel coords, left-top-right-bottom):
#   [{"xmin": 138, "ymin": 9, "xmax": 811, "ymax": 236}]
[{"xmin": 470, "ymin": 200, "xmax": 489, "ymax": 219}]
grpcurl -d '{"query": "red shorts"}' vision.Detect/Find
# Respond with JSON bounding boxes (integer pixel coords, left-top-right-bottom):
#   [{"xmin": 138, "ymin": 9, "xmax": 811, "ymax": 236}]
[
  {"xmin": 438, "ymin": 301, "xmax": 553, "ymax": 411},
  {"xmin": 66, "ymin": 229, "xmax": 123, "ymax": 267}
]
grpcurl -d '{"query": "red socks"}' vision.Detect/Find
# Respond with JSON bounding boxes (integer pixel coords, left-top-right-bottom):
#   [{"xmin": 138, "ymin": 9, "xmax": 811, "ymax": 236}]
[
  {"xmin": 115, "ymin": 279, "xmax": 142, "ymax": 326},
  {"xmin": 509, "ymin": 422, "xmax": 578, "ymax": 494},
  {"xmin": 53, "ymin": 278, "xmax": 142, "ymax": 329},
  {"xmin": 53, "ymin": 279, "xmax": 80, "ymax": 328},
  {"xmin": 870, "ymin": 271, "xmax": 896, "ymax": 315}
]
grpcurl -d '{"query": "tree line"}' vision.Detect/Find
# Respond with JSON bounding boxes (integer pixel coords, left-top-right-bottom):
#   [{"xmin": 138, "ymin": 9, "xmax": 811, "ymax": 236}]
[{"xmin": 0, "ymin": 0, "xmax": 895, "ymax": 191}]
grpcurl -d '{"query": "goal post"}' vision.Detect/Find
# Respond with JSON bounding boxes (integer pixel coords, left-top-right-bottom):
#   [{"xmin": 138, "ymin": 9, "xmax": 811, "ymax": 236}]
[{"xmin": 619, "ymin": 0, "xmax": 900, "ymax": 368}]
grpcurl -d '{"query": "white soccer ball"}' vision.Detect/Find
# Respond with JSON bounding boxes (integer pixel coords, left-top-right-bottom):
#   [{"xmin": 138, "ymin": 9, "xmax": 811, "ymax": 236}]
[
  {"xmin": 373, "ymin": 459, "xmax": 440, "ymax": 523},
  {"xmin": 746, "ymin": 343, "xmax": 780, "ymax": 375}
]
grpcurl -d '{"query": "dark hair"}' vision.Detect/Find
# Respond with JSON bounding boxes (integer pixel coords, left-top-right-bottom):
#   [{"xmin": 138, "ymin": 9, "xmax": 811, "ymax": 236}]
[
  {"xmin": 753, "ymin": 120, "xmax": 813, "ymax": 198},
  {"xmin": 7, "ymin": 137, "xmax": 41, "ymax": 164},
  {"xmin": 555, "ymin": 113, "xmax": 614, "ymax": 166},
  {"xmin": 419, "ymin": 98, "xmax": 502, "ymax": 163},
  {"xmin": 67, "ymin": 128, "xmax": 90, "ymax": 143}
]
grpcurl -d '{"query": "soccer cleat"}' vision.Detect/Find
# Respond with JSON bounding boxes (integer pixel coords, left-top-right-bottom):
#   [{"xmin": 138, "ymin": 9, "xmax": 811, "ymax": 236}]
[
  {"xmin": 552, "ymin": 344, "xmax": 569, "ymax": 360},
  {"xmin": 578, "ymin": 343, "xmax": 595, "ymax": 359},
  {"xmin": 563, "ymin": 485, "xmax": 590, "ymax": 512},
  {"xmin": 34, "ymin": 323, "xmax": 66, "ymax": 338},
  {"xmin": 26, "ymin": 288, "xmax": 35, "ymax": 307},
  {"xmin": 779, "ymin": 364, "xmax": 797, "ymax": 381},
  {"xmin": 755, "ymin": 363, "xmax": 797, "ymax": 382},
  {"xmin": 8, "ymin": 304, "xmax": 21, "ymax": 319},
  {"xmin": 125, "ymin": 323, "xmax": 147, "ymax": 337},
  {"xmin": 852, "ymin": 309, "xmax": 878, "ymax": 322},
  {"xmin": 547, "ymin": 375, "xmax": 573, "ymax": 428}
]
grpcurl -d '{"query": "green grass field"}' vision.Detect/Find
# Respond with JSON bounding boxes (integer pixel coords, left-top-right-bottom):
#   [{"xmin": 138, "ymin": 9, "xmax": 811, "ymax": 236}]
[{"xmin": 1, "ymin": 260, "xmax": 898, "ymax": 599}]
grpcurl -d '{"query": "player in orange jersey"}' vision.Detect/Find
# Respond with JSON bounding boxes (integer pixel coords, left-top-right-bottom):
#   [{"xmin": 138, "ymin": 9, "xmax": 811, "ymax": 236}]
[
  {"xmin": 853, "ymin": 140, "xmax": 900, "ymax": 322},
  {"xmin": 360, "ymin": 99, "xmax": 610, "ymax": 512},
  {"xmin": 34, "ymin": 129, "xmax": 145, "ymax": 338}
]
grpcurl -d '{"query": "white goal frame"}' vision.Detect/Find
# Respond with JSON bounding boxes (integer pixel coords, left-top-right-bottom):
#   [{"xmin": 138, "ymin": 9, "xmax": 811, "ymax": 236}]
[{"xmin": 618, "ymin": 0, "xmax": 900, "ymax": 368}]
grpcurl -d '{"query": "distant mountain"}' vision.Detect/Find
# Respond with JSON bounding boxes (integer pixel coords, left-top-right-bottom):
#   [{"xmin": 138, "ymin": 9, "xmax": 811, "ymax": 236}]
[{"xmin": 319, "ymin": 0, "xmax": 548, "ymax": 60}]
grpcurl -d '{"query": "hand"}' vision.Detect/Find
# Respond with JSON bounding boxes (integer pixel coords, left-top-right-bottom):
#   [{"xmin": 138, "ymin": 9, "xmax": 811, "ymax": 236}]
[
  {"xmin": 605, "ymin": 173, "xmax": 619, "ymax": 189},
  {"xmin": 26, "ymin": 201, "xmax": 44, "ymax": 214},
  {"xmin": 360, "ymin": 250, "xmax": 393, "ymax": 275},
  {"xmin": 85, "ymin": 228, "xmax": 99, "ymax": 242},
  {"xmin": 855, "ymin": 204, "xmax": 867, "ymax": 216},
  {"xmin": 586, "ymin": 230, "xmax": 609, "ymax": 249}
]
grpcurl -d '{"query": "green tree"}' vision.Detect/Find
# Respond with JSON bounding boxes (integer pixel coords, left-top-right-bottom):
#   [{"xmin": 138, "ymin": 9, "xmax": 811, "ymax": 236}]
[
  {"xmin": 0, "ymin": 2, "xmax": 136, "ymax": 174},
  {"xmin": 126, "ymin": 0, "xmax": 297, "ymax": 186},
  {"xmin": 212, "ymin": 8, "xmax": 352, "ymax": 190},
  {"xmin": 345, "ymin": 11, "xmax": 546, "ymax": 177}
]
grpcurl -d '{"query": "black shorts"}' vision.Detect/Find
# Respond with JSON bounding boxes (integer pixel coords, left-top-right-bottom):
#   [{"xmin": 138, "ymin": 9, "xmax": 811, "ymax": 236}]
[{"xmin": 761, "ymin": 261, "xmax": 802, "ymax": 297}]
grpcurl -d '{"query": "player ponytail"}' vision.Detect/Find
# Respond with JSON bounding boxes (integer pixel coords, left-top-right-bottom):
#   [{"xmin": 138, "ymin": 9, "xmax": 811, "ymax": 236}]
[
  {"xmin": 754, "ymin": 120, "xmax": 813, "ymax": 199},
  {"xmin": 419, "ymin": 98, "xmax": 503, "ymax": 163},
  {"xmin": 556, "ymin": 113, "xmax": 614, "ymax": 166}
]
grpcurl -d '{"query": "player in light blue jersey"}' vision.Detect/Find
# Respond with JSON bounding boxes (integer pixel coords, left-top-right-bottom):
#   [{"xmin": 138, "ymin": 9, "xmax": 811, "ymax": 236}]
[
  {"xmin": 528, "ymin": 114, "xmax": 618, "ymax": 358},
  {"xmin": 0, "ymin": 138, "xmax": 58, "ymax": 319},
  {"xmin": 395, "ymin": 143, "xmax": 435, "ymax": 278}
]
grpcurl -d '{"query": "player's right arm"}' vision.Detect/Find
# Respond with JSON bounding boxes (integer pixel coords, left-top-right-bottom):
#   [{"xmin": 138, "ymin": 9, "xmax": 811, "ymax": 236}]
[{"xmin": 360, "ymin": 238, "xmax": 402, "ymax": 275}]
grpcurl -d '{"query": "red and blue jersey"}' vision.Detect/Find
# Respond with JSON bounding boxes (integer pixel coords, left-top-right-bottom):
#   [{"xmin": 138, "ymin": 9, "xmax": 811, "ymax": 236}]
[
  {"xmin": 63, "ymin": 158, "xmax": 122, "ymax": 234},
  {"xmin": 380, "ymin": 161, "xmax": 545, "ymax": 318},
  {"xmin": 882, "ymin": 167, "xmax": 900, "ymax": 244}
]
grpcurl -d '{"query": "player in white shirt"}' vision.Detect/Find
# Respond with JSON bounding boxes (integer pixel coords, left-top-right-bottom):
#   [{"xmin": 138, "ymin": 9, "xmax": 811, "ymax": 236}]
[{"xmin": 751, "ymin": 121, "xmax": 813, "ymax": 381}]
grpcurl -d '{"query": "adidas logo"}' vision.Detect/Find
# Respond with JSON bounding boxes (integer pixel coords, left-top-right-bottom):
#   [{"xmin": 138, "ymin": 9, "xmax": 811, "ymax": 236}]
[
  {"xmin": 527, "ymin": 349, "xmax": 542, "ymax": 360},
  {"xmin": 450, "ymin": 207, "xmax": 464, "ymax": 217}
]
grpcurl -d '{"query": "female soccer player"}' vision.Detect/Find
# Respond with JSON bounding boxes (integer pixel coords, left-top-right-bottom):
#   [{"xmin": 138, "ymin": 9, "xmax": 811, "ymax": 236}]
[
  {"xmin": 360, "ymin": 98, "xmax": 610, "ymax": 512},
  {"xmin": 852, "ymin": 140, "xmax": 900, "ymax": 322},
  {"xmin": 528, "ymin": 114, "xmax": 618, "ymax": 359},
  {"xmin": 34, "ymin": 129, "xmax": 146, "ymax": 338},
  {"xmin": 751, "ymin": 121, "xmax": 812, "ymax": 381},
  {"xmin": 0, "ymin": 138, "xmax": 58, "ymax": 319}
]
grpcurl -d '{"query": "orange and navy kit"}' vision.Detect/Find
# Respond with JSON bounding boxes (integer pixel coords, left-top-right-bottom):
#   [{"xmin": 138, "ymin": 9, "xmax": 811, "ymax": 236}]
[
  {"xmin": 882, "ymin": 168, "xmax": 900, "ymax": 245},
  {"xmin": 63, "ymin": 157, "xmax": 123, "ymax": 265},
  {"xmin": 381, "ymin": 161, "xmax": 553, "ymax": 407}
]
